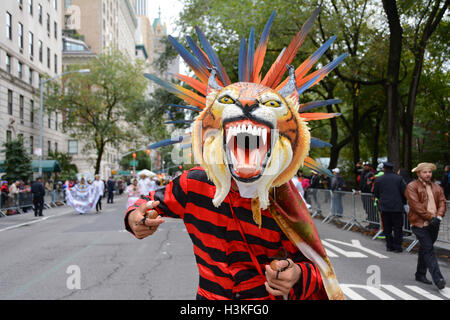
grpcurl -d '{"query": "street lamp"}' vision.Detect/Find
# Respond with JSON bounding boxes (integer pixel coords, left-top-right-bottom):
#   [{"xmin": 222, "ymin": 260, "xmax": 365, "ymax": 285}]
[{"xmin": 38, "ymin": 69, "xmax": 90, "ymax": 177}]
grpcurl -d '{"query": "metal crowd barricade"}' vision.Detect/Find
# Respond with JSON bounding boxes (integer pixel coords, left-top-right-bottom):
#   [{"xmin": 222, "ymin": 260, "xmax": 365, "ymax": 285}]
[
  {"xmin": 306, "ymin": 188, "xmax": 332, "ymax": 219},
  {"xmin": 0, "ymin": 191, "xmax": 34, "ymax": 216},
  {"xmin": 306, "ymin": 188, "xmax": 450, "ymax": 252}
]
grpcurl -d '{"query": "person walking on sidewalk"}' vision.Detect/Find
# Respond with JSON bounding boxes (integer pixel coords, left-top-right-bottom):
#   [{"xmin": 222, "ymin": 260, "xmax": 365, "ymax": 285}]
[
  {"xmin": 31, "ymin": 177, "xmax": 45, "ymax": 217},
  {"xmin": 330, "ymin": 168, "xmax": 345, "ymax": 217},
  {"xmin": 373, "ymin": 162, "xmax": 406, "ymax": 253},
  {"xmin": 405, "ymin": 162, "xmax": 446, "ymax": 290},
  {"xmin": 106, "ymin": 177, "xmax": 115, "ymax": 204}
]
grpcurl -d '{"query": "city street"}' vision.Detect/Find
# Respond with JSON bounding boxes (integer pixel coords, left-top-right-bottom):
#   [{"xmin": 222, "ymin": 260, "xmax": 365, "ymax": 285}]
[{"xmin": 0, "ymin": 194, "xmax": 448, "ymax": 300}]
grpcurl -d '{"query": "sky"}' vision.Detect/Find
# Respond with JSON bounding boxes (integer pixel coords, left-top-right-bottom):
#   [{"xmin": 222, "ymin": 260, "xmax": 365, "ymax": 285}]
[{"xmin": 147, "ymin": 0, "xmax": 184, "ymax": 36}]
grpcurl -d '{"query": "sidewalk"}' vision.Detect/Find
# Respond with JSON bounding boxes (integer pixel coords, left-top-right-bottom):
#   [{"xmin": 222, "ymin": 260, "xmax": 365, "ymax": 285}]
[{"xmin": 0, "ymin": 203, "xmax": 75, "ymax": 232}]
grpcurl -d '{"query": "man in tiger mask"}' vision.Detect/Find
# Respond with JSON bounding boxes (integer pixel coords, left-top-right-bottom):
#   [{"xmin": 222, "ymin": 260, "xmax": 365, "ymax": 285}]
[{"xmin": 124, "ymin": 8, "xmax": 346, "ymax": 300}]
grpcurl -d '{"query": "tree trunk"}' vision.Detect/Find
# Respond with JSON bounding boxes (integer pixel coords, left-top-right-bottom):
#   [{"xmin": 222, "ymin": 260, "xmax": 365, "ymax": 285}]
[
  {"xmin": 95, "ymin": 142, "xmax": 105, "ymax": 175},
  {"xmin": 382, "ymin": 0, "xmax": 403, "ymax": 171},
  {"xmin": 372, "ymin": 107, "xmax": 384, "ymax": 167},
  {"xmin": 403, "ymin": 0, "xmax": 448, "ymax": 171},
  {"xmin": 351, "ymin": 84, "xmax": 360, "ymax": 166}
]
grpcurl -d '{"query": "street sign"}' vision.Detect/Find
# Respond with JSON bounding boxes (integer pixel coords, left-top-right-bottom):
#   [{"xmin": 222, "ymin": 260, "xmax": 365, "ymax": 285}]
[{"xmin": 130, "ymin": 160, "xmax": 138, "ymax": 166}]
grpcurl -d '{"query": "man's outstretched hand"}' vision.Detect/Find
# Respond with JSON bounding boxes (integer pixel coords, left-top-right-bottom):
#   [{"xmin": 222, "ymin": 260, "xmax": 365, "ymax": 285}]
[
  {"xmin": 265, "ymin": 259, "xmax": 301, "ymax": 297},
  {"xmin": 128, "ymin": 200, "xmax": 165, "ymax": 239}
]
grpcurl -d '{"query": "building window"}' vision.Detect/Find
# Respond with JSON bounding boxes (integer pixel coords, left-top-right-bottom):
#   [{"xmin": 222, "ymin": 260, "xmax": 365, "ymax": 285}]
[
  {"xmin": 6, "ymin": 131, "xmax": 12, "ymax": 142},
  {"xmin": 30, "ymin": 100, "xmax": 34, "ymax": 125},
  {"xmin": 46, "ymin": 14, "xmax": 50, "ymax": 34},
  {"xmin": 20, "ymin": 95, "xmax": 24, "ymax": 124},
  {"xmin": 29, "ymin": 67, "xmax": 33, "ymax": 85},
  {"xmin": 18, "ymin": 23, "xmax": 24, "ymax": 49},
  {"xmin": 28, "ymin": 0, "xmax": 33, "ymax": 15},
  {"xmin": 29, "ymin": 31, "xmax": 34, "ymax": 58},
  {"xmin": 48, "ymin": 112, "xmax": 51, "ymax": 128},
  {"xmin": 38, "ymin": 4, "xmax": 42, "ymax": 24},
  {"xmin": 47, "ymin": 47, "xmax": 50, "ymax": 68},
  {"xmin": 54, "ymin": 53, "xmax": 57, "ymax": 73},
  {"xmin": 54, "ymin": 142, "xmax": 58, "ymax": 153},
  {"xmin": 54, "ymin": 22, "xmax": 57, "ymax": 39},
  {"xmin": 54, "ymin": 0, "xmax": 58, "ymax": 11},
  {"xmin": 18, "ymin": 61, "xmax": 23, "ymax": 78},
  {"xmin": 55, "ymin": 112, "xmax": 58, "ymax": 130},
  {"xmin": 47, "ymin": 140, "xmax": 51, "ymax": 154},
  {"xmin": 68, "ymin": 140, "xmax": 78, "ymax": 154},
  {"xmin": 8, "ymin": 90, "xmax": 13, "ymax": 115},
  {"xmin": 39, "ymin": 40, "xmax": 43, "ymax": 62},
  {"xmin": 6, "ymin": 12, "xmax": 12, "ymax": 40},
  {"xmin": 6, "ymin": 54, "xmax": 11, "ymax": 73},
  {"xmin": 30, "ymin": 136, "xmax": 33, "ymax": 154}
]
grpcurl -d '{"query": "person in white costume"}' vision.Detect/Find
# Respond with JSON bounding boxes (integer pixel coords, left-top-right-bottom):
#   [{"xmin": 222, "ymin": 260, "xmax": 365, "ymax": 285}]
[
  {"xmin": 126, "ymin": 179, "xmax": 141, "ymax": 208},
  {"xmin": 92, "ymin": 175, "xmax": 105, "ymax": 213},
  {"xmin": 66, "ymin": 178, "xmax": 101, "ymax": 214}
]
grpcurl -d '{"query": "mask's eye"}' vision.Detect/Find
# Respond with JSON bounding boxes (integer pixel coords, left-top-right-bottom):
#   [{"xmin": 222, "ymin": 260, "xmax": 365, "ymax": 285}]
[
  {"xmin": 218, "ymin": 96, "xmax": 235, "ymax": 104},
  {"xmin": 263, "ymin": 100, "xmax": 281, "ymax": 108}
]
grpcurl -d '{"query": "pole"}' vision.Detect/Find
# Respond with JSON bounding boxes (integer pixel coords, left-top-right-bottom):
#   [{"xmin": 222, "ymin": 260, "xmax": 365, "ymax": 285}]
[{"xmin": 38, "ymin": 80, "xmax": 44, "ymax": 177}]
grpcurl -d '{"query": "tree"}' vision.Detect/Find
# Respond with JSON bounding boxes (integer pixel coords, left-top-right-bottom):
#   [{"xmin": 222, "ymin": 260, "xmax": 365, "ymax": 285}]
[
  {"xmin": 400, "ymin": 0, "xmax": 448, "ymax": 171},
  {"xmin": 45, "ymin": 50, "xmax": 147, "ymax": 174},
  {"xmin": 1, "ymin": 137, "xmax": 33, "ymax": 182},
  {"xmin": 382, "ymin": 0, "xmax": 403, "ymax": 169},
  {"xmin": 47, "ymin": 151, "xmax": 78, "ymax": 180}
]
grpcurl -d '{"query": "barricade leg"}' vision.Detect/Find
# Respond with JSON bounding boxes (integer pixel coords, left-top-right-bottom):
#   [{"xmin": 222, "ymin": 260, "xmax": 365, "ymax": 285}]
[{"xmin": 406, "ymin": 239, "xmax": 419, "ymax": 252}]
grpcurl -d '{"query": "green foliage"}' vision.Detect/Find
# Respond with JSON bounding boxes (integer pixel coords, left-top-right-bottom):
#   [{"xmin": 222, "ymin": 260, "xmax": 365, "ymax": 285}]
[
  {"xmin": 1, "ymin": 137, "xmax": 33, "ymax": 182},
  {"xmin": 45, "ymin": 50, "xmax": 148, "ymax": 173},
  {"xmin": 47, "ymin": 151, "xmax": 78, "ymax": 180}
]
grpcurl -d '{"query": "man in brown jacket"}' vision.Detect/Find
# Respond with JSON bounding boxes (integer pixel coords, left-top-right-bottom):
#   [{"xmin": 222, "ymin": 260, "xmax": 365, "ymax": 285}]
[{"xmin": 405, "ymin": 162, "xmax": 446, "ymax": 290}]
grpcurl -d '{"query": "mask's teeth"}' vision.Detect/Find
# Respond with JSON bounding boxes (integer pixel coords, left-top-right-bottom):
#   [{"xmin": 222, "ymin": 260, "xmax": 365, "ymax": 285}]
[
  {"xmin": 230, "ymin": 150, "xmax": 238, "ymax": 168},
  {"xmin": 262, "ymin": 128, "xmax": 267, "ymax": 145},
  {"xmin": 252, "ymin": 126, "xmax": 258, "ymax": 136},
  {"xmin": 226, "ymin": 128, "xmax": 233, "ymax": 144},
  {"xmin": 257, "ymin": 127, "xmax": 262, "ymax": 136},
  {"xmin": 247, "ymin": 124, "xmax": 253, "ymax": 134}
]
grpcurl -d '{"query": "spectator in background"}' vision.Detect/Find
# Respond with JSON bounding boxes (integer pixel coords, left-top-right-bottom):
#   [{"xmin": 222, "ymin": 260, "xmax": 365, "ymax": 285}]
[
  {"xmin": 330, "ymin": 168, "xmax": 345, "ymax": 217},
  {"xmin": 31, "ymin": 177, "xmax": 45, "ymax": 217},
  {"xmin": 373, "ymin": 162, "xmax": 406, "ymax": 253},
  {"xmin": 126, "ymin": 179, "xmax": 141, "ymax": 208},
  {"xmin": 106, "ymin": 177, "xmax": 115, "ymax": 204},
  {"xmin": 291, "ymin": 170, "xmax": 310, "ymax": 208},
  {"xmin": 359, "ymin": 162, "xmax": 377, "ymax": 229},
  {"xmin": 9, "ymin": 180, "xmax": 19, "ymax": 207},
  {"xmin": 1, "ymin": 181, "xmax": 9, "ymax": 208},
  {"xmin": 405, "ymin": 162, "xmax": 446, "ymax": 290},
  {"xmin": 441, "ymin": 165, "xmax": 449, "ymax": 200},
  {"xmin": 355, "ymin": 161, "xmax": 363, "ymax": 186},
  {"xmin": 398, "ymin": 168, "xmax": 413, "ymax": 185}
]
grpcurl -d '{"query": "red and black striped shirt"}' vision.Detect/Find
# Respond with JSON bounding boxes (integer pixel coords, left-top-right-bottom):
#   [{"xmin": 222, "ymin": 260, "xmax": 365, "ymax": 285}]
[{"xmin": 125, "ymin": 166, "xmax": 325, "ymax": 300}]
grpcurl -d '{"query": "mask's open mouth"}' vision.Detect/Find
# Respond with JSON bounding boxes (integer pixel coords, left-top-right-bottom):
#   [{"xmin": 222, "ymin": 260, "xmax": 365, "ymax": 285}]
[{"xmin": 223, "ymin": 119, "xmax": 273, "ymax": 182}]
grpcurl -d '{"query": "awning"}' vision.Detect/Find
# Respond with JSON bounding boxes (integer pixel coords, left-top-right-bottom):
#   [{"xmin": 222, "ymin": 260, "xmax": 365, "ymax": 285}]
[{"xmin": 0, "ymin": 160, "xmax": 61, "ymax": 173}]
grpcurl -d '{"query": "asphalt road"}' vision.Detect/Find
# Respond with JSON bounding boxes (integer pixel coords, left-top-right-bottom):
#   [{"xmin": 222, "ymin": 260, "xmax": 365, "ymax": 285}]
[{"xmin": 0, "ymin": 194, "xmax": 448, "ymax": 300}]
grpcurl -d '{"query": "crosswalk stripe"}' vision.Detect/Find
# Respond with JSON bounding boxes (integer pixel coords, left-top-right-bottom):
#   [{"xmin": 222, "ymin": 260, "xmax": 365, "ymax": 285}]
[
  {"xmin": 381, "ymin": 285, "xmax": 418, "ymax": 300},
  {"xmin": 404, "ymin": 286, "xmax": 443, "ymax": 300}
]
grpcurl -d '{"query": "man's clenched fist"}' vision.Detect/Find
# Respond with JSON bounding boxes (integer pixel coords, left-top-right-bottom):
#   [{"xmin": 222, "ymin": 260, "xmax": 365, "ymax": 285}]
[{"xmin": 128, "ymin": 200, "xmax": 165, "ymax": 239}]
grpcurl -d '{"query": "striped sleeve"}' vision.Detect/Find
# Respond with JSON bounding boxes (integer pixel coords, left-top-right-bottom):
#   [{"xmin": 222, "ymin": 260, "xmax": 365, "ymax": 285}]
[
  {"xmin": 281, "ymin": 238, "xmax": 324, "ymax": 300},
  {"xmin": 290, "ymin": 261, "xmax": 323, "ymax": 300}
]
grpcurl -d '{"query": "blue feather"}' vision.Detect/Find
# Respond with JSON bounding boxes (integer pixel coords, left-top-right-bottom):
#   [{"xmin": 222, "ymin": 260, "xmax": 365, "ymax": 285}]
[
  {"xmin": 168, "ymin": 104, "xmax": 202, "ymax": 112},
  {"xmin": 164, "ymin": 120, "xmax": 194, "ymax": 125},
  {"xmin": 180, "ymin": 143, "xmax": 192, "ymax": 150},
  {"xmin": 297, "ymin": 75, "xmax": 320, "ymax": 95},
  {"xmin": 310, "ymin": 137, "xmax": 332, "ymax": 148},
  {"xmin": 167, "ymin": 35, "xmax": 209, "ymax": 81},
  {"xmin": 147, "ymin": 136, "xmax": 184, "ymax": 149},
  {"xmin": 167, "ymin": 110, "xmax": 174, "ymax": 120},
  {"xmin": 299, "ymin": 99, "xmax": 342, "ymax": 112},
  {"xmin": 195, "ymin": 26, "xmax": 231, "ymax": 85},
  {"xmin": 186, "ymin": 36, "xmax": 211, "ymax": 69},
  {"xmin": 238, "ymin": 38, "xmax": 248, "ymax": 82},
  {"xmin": 247, "ymin": 27, "xmax": 255, "ymax": 82}
]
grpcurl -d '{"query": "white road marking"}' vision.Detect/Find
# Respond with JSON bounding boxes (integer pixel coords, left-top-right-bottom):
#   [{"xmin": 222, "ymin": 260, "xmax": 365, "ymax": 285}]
[
  {"xmin": 340, "ymin": 284, "xmax": 395, "ymax": 300},
  {"xmin": 325, "ymin": 238, "xmax": 389, "ymax": 259},
  {"xmin": 381, "ymin": 285, "xmax": 418, "ymax": 300},
  {"xmin": 322, "ymin": 240, "xmax": 367, "ymax": 258},
  {"xmin": 404, "ymin": 286, "xmax": 443, "ymax": 300}
]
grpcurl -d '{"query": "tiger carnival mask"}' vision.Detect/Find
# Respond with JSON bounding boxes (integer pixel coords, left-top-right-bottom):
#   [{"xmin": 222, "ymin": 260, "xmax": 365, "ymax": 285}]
[{"xmin": 145, "ymin": 7, "xmax": 348, "ymax": 300}]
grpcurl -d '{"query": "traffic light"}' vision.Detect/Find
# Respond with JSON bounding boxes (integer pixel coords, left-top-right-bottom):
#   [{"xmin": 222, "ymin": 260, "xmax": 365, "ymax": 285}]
[
  {"xmin": 132, "ymin": 152, "xmax": 136, "ymax": 159},
  {"xmin": 146, "ymin": 149, "xmax": 151, "ymax": 155},
  {"xmin": 178, "ymin": 165, "xmax": 183, "ymax": 170}
]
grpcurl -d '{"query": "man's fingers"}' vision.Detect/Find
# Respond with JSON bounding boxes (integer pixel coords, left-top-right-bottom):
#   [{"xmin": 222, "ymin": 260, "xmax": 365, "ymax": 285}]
[
  {"xmin": 264, "ymin": 282, "xmax": 285, "ymax": 297},
  {"xmin": 143, "ymin": 215, "xmax": 165, "ymax": 227}
]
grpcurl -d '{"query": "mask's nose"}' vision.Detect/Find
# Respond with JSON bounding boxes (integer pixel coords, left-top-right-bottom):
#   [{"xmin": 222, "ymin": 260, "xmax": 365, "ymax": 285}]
[{"xmin": 237, "ymin": 98, "xmax": 259, "ymax": 113}]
